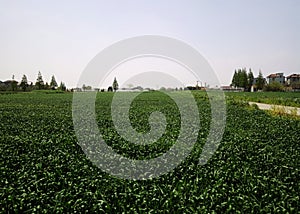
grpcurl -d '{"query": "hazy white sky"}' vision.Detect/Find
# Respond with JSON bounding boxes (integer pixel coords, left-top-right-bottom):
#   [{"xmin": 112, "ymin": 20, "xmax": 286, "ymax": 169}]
[{"xmin": 0, "ymin": 0, "xmax": 299, "ymax": 88}]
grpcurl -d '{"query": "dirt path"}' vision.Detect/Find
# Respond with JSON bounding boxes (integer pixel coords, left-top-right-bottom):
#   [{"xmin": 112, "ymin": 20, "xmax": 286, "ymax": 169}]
[{"xmin": 249, "ymin": 102, "xmax": 300, "ymax": 116}]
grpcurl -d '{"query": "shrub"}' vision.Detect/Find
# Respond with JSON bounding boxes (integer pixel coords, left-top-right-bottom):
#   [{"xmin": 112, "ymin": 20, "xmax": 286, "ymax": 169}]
[{"xmin": 263, "ymin": 82, "xmax": 284, "ymax": 92}]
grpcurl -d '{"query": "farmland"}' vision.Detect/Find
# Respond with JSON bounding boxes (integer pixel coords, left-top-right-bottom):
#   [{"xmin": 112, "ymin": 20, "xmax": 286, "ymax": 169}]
[
  {"xmin": 226, "ymin": 91, "xmax": 300, "ymax": 107},
  {"xmin": 0, "ymin": 91, "xmax": 299, "ymax": 213}
]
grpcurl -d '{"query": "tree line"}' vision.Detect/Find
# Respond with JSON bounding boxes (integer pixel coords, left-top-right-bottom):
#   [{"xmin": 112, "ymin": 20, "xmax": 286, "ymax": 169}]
[
  {"xmin": 81, "ymin": 77, "xmax": 119, "ymax": 92},
  {"xmin": 231, "ymin": 68, "xmax": 300, "ymax": 92},
  {"xmin": 231, "ymin": 68, "xmax": 265, "ymax": 91},
  {"xmin": 0, "ymin": 71, "xmax": 66, "ymax": 92}
]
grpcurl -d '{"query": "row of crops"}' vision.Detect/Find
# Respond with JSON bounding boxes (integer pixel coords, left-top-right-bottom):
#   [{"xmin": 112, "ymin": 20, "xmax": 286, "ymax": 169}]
[
  {"xmin": 0, "ymin": 91, "xmax": 299, "ymax": 212},
  {"xmin": 226, "ymin": 91, "xmax": 300, "ymax": 107}
]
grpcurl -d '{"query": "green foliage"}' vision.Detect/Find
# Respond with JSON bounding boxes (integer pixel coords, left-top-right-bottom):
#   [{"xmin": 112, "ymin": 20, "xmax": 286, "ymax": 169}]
[
  {"xmin": 59, "ymin": 82, "xmax": 67, "ymax": 91},
  {"xmin": 249, "ymin": 103, "xmax": 259, "ymax": 110},
  {"xmin": 11, "ymin": 81, "xmax": 18, "ymax": 91},
  {"xmin": 20, "ymin": 75, "xmax": 29, "ymax": 92},
  {"xmin": 231, "ymin": 68, "xmax": 254, "ymax": 91},
  {"xmin": 267, "ymin": 105, "xmax": 299, "ymax": 119},
  {"xmin": 35, "ymin": 71, "xmax": 44, "ymax": 90},
  {"xmin": 1, "ymin": 73, "xmax": 67, "ymax": 92},
  {"xmin": 0, "ymin": 92, "xmax": 299, "ymax": 213},
  {"xmin": 50, "ymin": 75, "xmax": 58, "ymax": 89},
  {"xmin": 44, "ymin": 82, "xmax": 50, "ymax": 90},
  {"xmin": 10, "ymin": 75, "xmax": 18, "ymax": 91},
  {"xmin": 226, "ymin": 91, "xmax": 300, "ymax": 107},
  {"xmin": 112, "ymin": 77, "xmax": 119, "ymax": 92},
  {"xmin": 256, "ymin": 71, "xmax": 265, "ymax": 90},
  {"xmin": 291, "ymin": 81, "xmax": 300, "ymax": 90},
  {"xmin": 107, "ymin": 86, "xmax": 113, "ymax": 92},
  {"xmin": 81, "ymin": 84, "xmax": 91, "ymax": 91},
  {"xmin": 247, "ymin": 69, "xmax": 254, "ymax": 91},
  {"xmin": 30, "ymin": 89, "xmax": 65, "ymax": 94},
  {"xmin": 290, "ymin": 108, "xmax": 299, "ymax": 118},
  {"xmin": 269, "ymin": 105, "xmax": 288, "ymax": 116},
  {"xmin": 264, "ymin": 82, "xmax": 284, "ymax": 92}
]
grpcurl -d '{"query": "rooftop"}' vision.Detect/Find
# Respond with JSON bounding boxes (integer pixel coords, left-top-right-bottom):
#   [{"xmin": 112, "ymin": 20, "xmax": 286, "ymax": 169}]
[{"xmin": 286, "ymin": 74, "xmax": 300, "ymax": 78}]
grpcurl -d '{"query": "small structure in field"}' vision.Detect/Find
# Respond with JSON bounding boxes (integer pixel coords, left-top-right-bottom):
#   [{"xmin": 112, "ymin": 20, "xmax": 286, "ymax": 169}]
[{"xmin": 220, "ymin": 86, "xmax": 244, "ymax": 92}]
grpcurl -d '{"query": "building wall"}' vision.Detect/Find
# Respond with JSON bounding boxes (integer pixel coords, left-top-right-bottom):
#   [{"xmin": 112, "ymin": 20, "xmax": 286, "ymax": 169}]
[
  {"xmin": 287, "ymin": 76, "xmax": 300, "ymax": 85},
  {"xmin": 267, "ymin": 73, "xmax": 285, "ymax": 84}
]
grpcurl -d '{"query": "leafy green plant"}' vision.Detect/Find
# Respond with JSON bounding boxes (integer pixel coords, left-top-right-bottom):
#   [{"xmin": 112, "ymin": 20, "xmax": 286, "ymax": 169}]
[
  {"xmin": 290, "ymin": 108, "xmax": 298, "ymax": 119},
  {"xmin": 263, "ymin": 82, "xmax": 284, "ymax": 92},
  {"xmin": 0, "ymin": 92, "xmax": 299, "ymax": 213},
  {"xmin": 226, "ymin": 91, "xmax": 300, "ymax": 107},
  {"xmin": 250, "ymin": 103, "xmax": 259, "ymax": 110}
]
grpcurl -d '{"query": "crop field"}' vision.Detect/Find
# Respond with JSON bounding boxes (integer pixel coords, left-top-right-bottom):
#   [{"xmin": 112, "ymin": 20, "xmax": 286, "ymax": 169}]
[
  {"xmin": 226, "ymin": 91, "xmax": 300, "ymax": 107},
  {"xmin": 0, "ymin": 91, "xmax": 299, "ymax": 213}
]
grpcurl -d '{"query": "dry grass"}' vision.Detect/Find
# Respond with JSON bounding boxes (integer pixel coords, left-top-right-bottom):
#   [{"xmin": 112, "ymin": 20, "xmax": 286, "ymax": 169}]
[{"xmin": 269, "ymin": 105, "xmax": 299, "ymax": 119}]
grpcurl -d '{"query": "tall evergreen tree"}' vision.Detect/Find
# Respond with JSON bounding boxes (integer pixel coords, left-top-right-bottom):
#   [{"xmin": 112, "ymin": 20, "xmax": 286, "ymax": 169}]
[
  {"xmin": 256, "ymin": 70, "xmax": 265, "ymax": 90},
  {"xmin": 112, "ymin": 77, "xmax": 119, "ymax": 92},
  {"xmin": 237, "ymin": 69, "xmax": 242, "ymax": 87},
  {"xmin": 20, "ymin": 74, "xmax": 28, "ymax": 92},
  {"xmin": 231, "ymin": 70, "xmax": 238, "ymax": 87},
  {"xmin": 82, "ymin": 84, "xmax": 86, "ymax": 91},
  {"xmin": 247, "ymin": 69, "xmax": 254, "ymax": 91},
  {"xmin": 50, "ymin": 75, "xmax": 58, "ymax": 89},
  {"xmin": 240, "ymin": 68, "xmax": 248, "ymax": 89},
  {"xmin": 35, "ymin": 71, "xmax": 44, "ymax": 90},
  {"xmin": 59, "ymin": 82, "xmax": 67, "ymax": 91},
  {"xmin": 11, "ymin": 74, "xmax": 18, "ymax": 91}
]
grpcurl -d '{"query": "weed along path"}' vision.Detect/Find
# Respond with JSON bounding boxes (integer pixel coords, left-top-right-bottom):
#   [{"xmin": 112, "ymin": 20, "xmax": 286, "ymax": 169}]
[{"xmin": 249, "ymin": 102, "xmax": 300, "ymax": 116}]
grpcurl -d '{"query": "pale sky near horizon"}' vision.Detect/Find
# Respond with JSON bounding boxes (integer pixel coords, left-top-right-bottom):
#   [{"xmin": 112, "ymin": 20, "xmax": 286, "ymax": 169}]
[{"xmin": 0, "ymin": 0, "xmax": 299, "ymax": 88}]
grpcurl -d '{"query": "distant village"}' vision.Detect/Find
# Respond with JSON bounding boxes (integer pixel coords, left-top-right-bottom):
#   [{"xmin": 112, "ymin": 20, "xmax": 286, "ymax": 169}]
[
  {"xmin": 1, "ymin": 70, "xmax": 300, "ymax": 92},
  {"xmin": 221, "ymin": 70, "xmax": 300, "ymax": 92}
]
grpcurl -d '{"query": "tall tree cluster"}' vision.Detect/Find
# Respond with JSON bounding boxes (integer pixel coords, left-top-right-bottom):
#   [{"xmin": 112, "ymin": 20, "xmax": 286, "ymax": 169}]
[
  {"xmin": 0, "ymin": 71, "xmax": 67, "ymax": 92},
  {"xmin": 255, "ymin": 70, "xmax": 265, "ymax": 90},
  {"xmin": 231, "ymin": 68, "xmax": 254, "ymax": 91}
]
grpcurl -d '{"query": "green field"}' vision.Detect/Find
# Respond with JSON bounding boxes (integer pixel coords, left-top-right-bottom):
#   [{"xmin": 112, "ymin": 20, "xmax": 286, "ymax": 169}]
[
  {"xmin": 1, "ymin": 91, "xmax": 299, "ymax": 213},
  {"xmin": 226, "ymin": 91, "xmax": 300, "ymax": 107}
]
